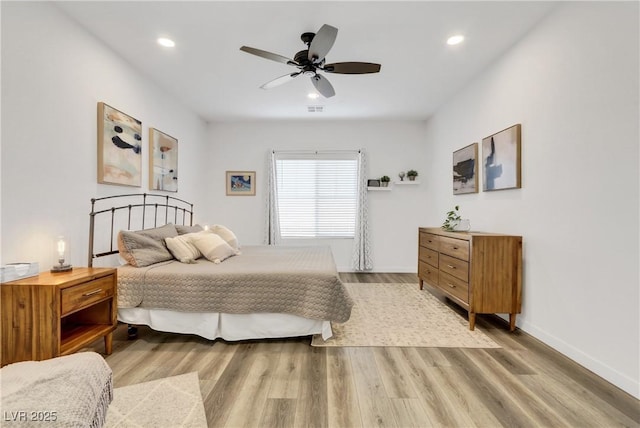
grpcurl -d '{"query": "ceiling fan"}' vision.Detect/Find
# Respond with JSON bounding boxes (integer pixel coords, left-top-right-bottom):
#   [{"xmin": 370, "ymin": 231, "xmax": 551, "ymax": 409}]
[{"xmin": 240, "ymin": 24, "xmax": 381, "ymax": 98}]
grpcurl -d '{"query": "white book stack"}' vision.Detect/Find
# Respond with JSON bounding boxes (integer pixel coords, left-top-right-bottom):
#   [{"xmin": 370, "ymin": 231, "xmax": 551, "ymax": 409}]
[{"xmin": 1, "ymin": 262, "xmax": 40, "ymax": 283}]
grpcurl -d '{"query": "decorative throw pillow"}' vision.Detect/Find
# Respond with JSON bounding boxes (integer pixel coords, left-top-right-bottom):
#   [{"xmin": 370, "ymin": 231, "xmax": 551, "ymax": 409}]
[
  {"xmin": 117, "ymin": 224, "xmax": 178, "ymax": 267},
  {"xmin": 165, "ymin": 232, "xmax": 202, "ymax": 263},
  {"xmin": 175, "ymin": 224, "xmax": 204, "ymax": 235},
  {"xmin": 191, "ymin": 232, "xmax": 237, "ymax": 264},
  {"xmin": 210, "ymin": 224, "xmax": 240, "ymax": 251}
]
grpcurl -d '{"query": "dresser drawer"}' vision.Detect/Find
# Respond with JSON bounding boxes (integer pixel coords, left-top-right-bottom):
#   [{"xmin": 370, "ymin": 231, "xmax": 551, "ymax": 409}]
[
  {"xmin": 439, "ymin": 254, "xmax": 469, "ymax": 282},
  {"xmin": 419, "ymin": 248, "xmax": 439, "ymax": 268},
  {"xmin": 61, "ymin": 276, "xmax": 114, "ymax": 316},
  {"xmin": 418, "ymin": 261, "xmax": 439, "ymax": 286},
  {"xmin": 439, "ymin": 236, "xmax": 470, "ymax": 260},
  {"xmin": 419, "ymin": 232, "xmax": 440, "ymax": 251},
  {"xmin": 438, "ymin": 271, "xmax": 469, "ymax": 303}
]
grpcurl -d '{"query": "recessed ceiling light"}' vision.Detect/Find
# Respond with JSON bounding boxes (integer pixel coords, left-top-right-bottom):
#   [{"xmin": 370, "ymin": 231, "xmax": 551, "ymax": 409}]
[
  {"xmin": 157, "ymin": 37, "xmax": 175, "ymax": 48},
  {"xmin": 447, "ymin": 35, "xmax": 465, "ymax": 46},
  {"xmin": 307, "ymin": 92, "xmax": 320, "ymax": 100}
]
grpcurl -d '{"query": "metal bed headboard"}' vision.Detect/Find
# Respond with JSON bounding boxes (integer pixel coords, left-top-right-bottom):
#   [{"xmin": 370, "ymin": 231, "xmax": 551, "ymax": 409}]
[{"xmin": 88, "ymin": 193, "xmax": 194, "ymax": 267}]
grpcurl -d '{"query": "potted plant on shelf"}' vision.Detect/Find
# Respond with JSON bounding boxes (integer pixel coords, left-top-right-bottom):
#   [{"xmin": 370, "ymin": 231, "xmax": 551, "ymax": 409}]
[
  {"xmin": 380, "ymin": 175, "xmax": 391, "ymax": 187},
  {"xmin": 407, "ymin": 170, "xmax": 418, "ymax": 181}
]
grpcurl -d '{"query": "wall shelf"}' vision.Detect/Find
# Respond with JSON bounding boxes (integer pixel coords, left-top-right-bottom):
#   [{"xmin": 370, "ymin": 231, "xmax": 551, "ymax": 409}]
[
  {"xmin": 395, "ymin": 180, "xmax": 420, "ymax": 185},
  {"xmin": 367, "ymin": 186, "xmax": 392, "ymax": 191}
]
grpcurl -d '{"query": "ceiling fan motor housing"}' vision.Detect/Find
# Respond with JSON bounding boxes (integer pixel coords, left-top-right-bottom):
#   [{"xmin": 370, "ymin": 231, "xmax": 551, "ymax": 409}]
[{"xmin": 294, "ymin": 50, "xmax": 310, "ymax": 65}]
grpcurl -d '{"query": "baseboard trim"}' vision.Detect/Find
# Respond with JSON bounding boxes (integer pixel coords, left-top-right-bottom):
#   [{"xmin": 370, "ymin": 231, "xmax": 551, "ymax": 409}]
[{"xmin": 518, "ymin": 320, "xmax": 639, "ymax": 399}]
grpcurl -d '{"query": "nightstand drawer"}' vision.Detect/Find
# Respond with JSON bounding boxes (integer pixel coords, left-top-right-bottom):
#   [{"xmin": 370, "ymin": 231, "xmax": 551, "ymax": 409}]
[
  {"xmin": 61, "ymin": 276, "xmax": 114, "ymax": 316},
  {"xmin": 439, "ymin": 236, "xmax": 469, "ymax": 260}
]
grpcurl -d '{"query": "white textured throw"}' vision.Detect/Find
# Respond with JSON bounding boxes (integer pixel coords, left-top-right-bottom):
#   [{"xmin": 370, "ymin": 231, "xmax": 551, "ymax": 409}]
[{"xmin": 1, "ymin": 352, "xmax": 113, "ymax": 427}]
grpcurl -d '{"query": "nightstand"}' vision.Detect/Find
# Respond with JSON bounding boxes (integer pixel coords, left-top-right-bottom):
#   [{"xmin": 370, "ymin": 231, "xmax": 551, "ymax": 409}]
[{"xmin": 1, "ymin": 267, "xmax": 117, "ymax": 366}]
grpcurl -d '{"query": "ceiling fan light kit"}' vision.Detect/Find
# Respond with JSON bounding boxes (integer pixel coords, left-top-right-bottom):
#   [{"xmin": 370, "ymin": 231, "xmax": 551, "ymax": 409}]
[{"xmin": 240, "ymin": 24, "xmax": 381, "ymax": 98}]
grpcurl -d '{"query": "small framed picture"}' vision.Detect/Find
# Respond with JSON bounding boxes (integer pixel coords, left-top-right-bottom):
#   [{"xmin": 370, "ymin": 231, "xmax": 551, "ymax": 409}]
[
  {"xmin": 367, "ymin": 179, "xmax": 380, "ymax": 187},
  {"xmin": 226, "ymin": 171, "xmax": 256, "ymax": 196}
]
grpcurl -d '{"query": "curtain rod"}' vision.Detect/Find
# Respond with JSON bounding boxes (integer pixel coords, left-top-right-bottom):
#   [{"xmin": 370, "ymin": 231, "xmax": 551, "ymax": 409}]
[{"xmin": 272, "ymin": 149, "xmax": 361, "ymax": 154}]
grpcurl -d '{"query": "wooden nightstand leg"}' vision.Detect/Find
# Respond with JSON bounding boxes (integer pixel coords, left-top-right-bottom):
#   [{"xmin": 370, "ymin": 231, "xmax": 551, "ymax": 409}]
[
  {"xmin": 104, "ymin": 332, "xmax": 113, "ymax": 355},
  {"xmin": 419, "ymin": 279, "xmax": 423, "ymax": 290},
  {"xmin": 469, "ymin": 312, "xmax": 476, "ymax": 330},
  {"xmin": 509, "ymin": 314, "xmax": 517, "ymax": 332}
]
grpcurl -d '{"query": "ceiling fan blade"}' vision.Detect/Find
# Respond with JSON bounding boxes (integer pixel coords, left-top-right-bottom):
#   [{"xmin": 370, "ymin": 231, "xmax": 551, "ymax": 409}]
[
  {"xmin": 260, "ymin": 72, "xmax": 301, "ymax": 90},
  {"xmin": 311, "ymin": 74, "xmax": 335, "ymax": 98},
  {"xmin": 323, "ymin": 62, "xmax": 381, "ymax": 74},
  {"xmin": 308, "ymin": 24, "xmax": 338, "ymax": 63},
  {"xmin": 240, "ymin": 46, "xmax": 298, "ymax": 66}
]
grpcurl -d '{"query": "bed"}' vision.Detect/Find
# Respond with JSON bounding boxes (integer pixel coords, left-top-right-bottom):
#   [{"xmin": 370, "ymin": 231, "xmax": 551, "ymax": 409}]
[{"xmin": 88, "ymin": 194, "xmax": 353, "ymax": 341}]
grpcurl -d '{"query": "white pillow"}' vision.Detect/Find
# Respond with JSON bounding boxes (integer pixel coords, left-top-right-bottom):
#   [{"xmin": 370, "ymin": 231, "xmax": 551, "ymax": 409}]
[
  {"xmin": 165, "ymin": 233, "xmax": 202, "ymax": 264},
  {"xmin": 210, "ymin": 224, "xmax": 240, "ymax": 251},
  {"xmin": 191, "ymin": 232, "xmax": 236, "ymax": 264}
]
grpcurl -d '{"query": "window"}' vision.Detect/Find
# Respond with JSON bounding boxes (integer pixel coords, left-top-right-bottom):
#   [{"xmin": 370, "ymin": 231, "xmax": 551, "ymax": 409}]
[{"xmin": 274, "ymin": 152, "xmax": 359, "ymax": 238}]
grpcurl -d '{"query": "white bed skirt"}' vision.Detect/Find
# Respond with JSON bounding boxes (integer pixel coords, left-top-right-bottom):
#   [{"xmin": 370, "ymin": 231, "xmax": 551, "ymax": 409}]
[{"xmin": 118, "ymin": 308, "xmax": 333, "ymax": 341}]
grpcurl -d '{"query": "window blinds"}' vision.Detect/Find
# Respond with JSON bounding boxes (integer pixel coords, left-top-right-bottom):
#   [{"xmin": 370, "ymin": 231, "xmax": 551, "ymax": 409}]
[{"xmin": 274, "ymin": 152, "xmax": 358, "ymax": 238}]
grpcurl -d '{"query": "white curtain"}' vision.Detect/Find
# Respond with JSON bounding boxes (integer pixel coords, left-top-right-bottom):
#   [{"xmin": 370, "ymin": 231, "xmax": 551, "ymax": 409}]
[
  {"xmin": 264, "ymin": 150, "xmax": 280, "ymax": 245},
  {"xmin": 352, "ymin": 149, "xmax": 372, "ymax": 271}
]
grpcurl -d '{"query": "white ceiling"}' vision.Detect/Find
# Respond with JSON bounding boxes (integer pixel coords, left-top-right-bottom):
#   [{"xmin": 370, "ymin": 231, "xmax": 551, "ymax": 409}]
[{"xmin": 53, "ymin": 1, "xmax": 558, "ymax": 122}]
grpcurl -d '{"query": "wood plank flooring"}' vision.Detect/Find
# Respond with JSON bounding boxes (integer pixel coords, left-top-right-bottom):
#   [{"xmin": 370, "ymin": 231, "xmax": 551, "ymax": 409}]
[{"xmin": 90, "ymin": 273, "xmax": 639, "ymax": 427}]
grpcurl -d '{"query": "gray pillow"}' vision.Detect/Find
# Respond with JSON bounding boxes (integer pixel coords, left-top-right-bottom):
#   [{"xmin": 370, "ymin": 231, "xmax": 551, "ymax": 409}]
[
  {"xmin": 117, "ymin": 224, "xmax": 178, "ymax": 267},
  {"xmin": 175, "ymin": 224, "xmax": 204, "ymax": 235}
]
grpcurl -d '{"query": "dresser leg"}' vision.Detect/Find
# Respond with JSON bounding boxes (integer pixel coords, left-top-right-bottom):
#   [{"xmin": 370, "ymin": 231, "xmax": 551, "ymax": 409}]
[
  {"xmin": 419, "ymin": 279, "xmax": 423, "ymax": 290},
  {"xmin": 509, "ymin": 314, "xmax": 517, "ymax": 332},
  {"xmin": 104, "ymin": 332, "xmax": 113, "ymax": 355},
  {"xmin": 469, "ymin": 313, "xmax": 476, "ymax": 330}
]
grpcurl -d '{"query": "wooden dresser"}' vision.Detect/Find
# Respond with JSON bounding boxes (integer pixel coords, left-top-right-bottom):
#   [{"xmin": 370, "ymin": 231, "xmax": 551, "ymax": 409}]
[
  {"xmin": 418, "ymin": 227, "xmax": 522, "ymax": 331},
  {"xmin": 1, "ymin": 267, "xmax": 117, "ymax": 366}
]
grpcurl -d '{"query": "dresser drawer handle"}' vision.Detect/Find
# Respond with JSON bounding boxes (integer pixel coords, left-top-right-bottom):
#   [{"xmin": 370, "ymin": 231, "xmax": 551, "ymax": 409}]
[
  {"xmin": 452, "ymin": 246, "xmax": 459, "ymax": 250},
  {"xmin": 82, "ymin": 289, "xmax": 103, "ymax": 297},
  {"xmin": 447, "ymin": 283, "xmax": 456, "ymax": 288},
  {"xmin": 447, "ymin": 264, "xmax": 456, "ymax": 269}
]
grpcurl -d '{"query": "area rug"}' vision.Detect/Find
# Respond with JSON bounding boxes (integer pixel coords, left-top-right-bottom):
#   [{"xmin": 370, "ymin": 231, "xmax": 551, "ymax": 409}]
[
  {"xmin": 105, "ymin": 372, "xmax": 207, "ymax": 427},
  {"xmin": 311, "ymin": 283, "xmax": 500, "ymax": 348}
]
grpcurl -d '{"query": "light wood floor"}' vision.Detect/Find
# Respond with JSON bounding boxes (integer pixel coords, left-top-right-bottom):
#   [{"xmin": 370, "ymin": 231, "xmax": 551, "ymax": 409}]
[{"xmin": 91, "ymin": 273, "xmax": 639, "ymax": 427}]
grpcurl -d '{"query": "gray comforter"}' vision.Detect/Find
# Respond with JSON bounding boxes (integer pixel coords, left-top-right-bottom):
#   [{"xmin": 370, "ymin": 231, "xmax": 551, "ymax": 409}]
[{"xmin": 117, "ymin": 245, "xmax": 353, "ymax": 322}]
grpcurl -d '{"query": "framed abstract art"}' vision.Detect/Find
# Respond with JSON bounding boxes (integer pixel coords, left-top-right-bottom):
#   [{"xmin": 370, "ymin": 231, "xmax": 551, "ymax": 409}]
[
  {"xmin": 149, "ymin": 128, "xmax": 178, "ymax": 192},
  {"xmin": 453, "ymin": 143, "xmax": 478, "ymax": 194},
  {"xmin": 97, "ymin": 102, "xmax": 142, "ymax": 187},
  {"xmin": 482, "ymin": 124, "xmax": 522, "ymax": 191}
]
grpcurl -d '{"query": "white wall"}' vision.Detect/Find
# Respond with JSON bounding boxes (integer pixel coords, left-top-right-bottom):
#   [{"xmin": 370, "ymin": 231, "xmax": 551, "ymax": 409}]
[
  {"xmin": 1, "ymin": 2, "xmax": 209, "ymax": 269},
  {"xmin": 205, "ymin": 120, "xmax": 429, "ymax": 271},
  {"xmin": 423, "ymin": 2, "xmax": 639, "ymax": 398}
]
